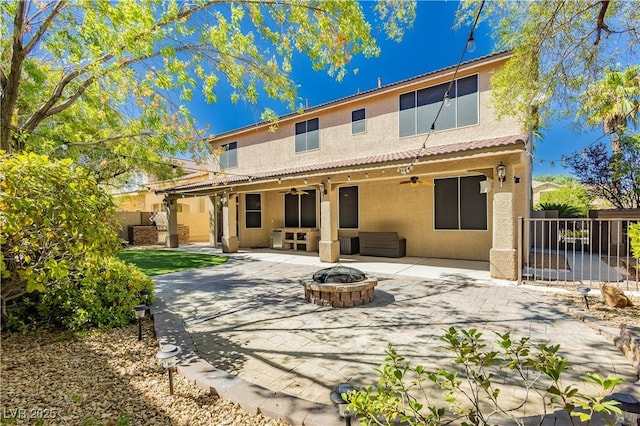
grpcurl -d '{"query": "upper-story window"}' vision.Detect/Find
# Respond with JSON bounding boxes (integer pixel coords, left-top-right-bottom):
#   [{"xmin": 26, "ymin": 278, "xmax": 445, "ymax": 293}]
[
  {"xmin": 351, "ymin": 108, "xmax": 366, "ymax": 134},
  {"xmin": 295, "ymin": 118, "xmax": 319, "ymax": 152},
  {"xmin": 399, "ymin": 74, "xmax": 478, "ymax": 137},
  {"xmin": 219, "ymin": 142, "xmax": 237, "ymax": 169}
]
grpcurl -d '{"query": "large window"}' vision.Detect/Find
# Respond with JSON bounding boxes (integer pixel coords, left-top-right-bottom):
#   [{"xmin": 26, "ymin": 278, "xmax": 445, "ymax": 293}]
[
  {"xmin": 284, "ymin": 189, "xmax": 317, "ymax": 227},
  {"xmin": 219, "ymin": 142, "xmax": 237, "ymax": 168},
  {"xmin": 434, "ymin": 175, "xmax": 487, "ymax": 230},
  {"xmin": 351, "ymin": 108, "xmax": 366, "ymax": 134},
  {"xmin": 399, "ymin": 74, "xmax": 478, "ymax": 137},
  {"xmin": 245, "ymin": 193, "xmax": 261, "ymax": 228},
  {"xmin": 339, "ymin": 186, "xmax": 359, "ymax": 228},
  {"xmin": 295, "ymin": 118, "xmax": 320, "ymax": 152}
]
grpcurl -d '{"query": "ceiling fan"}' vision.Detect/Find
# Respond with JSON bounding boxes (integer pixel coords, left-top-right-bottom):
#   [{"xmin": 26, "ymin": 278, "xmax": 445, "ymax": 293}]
[
  {"xmin": 400, "ymin": 176, "xmax": 433, "ymax": 187},
  {"xmin": 280, "ymin": 187, "xmax": 309, "ymax": 195}
]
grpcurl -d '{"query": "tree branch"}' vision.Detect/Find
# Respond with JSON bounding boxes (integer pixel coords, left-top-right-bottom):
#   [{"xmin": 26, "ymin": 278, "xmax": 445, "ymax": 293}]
[
  {"xmin": 594, "ymin": 1, "xmax": 611, "ymax": 45},
  {"xmin": 23, "ymin": 0, "xmax": 67, "ymax": 55}
]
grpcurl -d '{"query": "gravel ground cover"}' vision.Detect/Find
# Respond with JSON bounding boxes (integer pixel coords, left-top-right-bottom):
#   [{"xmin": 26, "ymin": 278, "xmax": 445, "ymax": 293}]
[
  {"xmin": 548, "ymin": 291, "xmax": 639, "ymax": 327},
  {"xmin": 0, "ymin": 320, "xmax": 289, "ymax": 426}
]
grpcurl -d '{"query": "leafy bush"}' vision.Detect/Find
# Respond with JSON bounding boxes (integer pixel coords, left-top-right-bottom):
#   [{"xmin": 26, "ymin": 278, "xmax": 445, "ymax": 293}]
[
  {"xmin": 1, "ymin": 152, "xmax": 152, "ymax": 330},
  {"xmin": 630, "ymin": 223, "xmax": 640, "ymax": 259},
  {"xmin": 535, "ymin": 202, "xmax": 584, "ymax": 218},
  {"xmin": 348, "ymin": 327, "xmax": 623, "ymax": 425}
]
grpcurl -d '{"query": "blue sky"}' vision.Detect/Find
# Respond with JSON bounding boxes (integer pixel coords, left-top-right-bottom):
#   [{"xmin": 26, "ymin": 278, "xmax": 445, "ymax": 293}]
[{"xmin": 186, "ymin": 1, "xmax": 604, "ymax": 177}]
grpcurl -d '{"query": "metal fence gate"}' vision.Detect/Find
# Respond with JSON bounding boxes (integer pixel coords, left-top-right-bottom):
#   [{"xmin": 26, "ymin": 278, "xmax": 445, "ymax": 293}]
[{"xmin": 517, "ymin": 217, "xmax": 639, "ymax": 291}]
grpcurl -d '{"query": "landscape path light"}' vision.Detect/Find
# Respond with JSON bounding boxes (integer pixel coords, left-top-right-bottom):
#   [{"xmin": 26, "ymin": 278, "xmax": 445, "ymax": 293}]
[
  {"xmin": 330, "ymin": 382, "xmax": 356, "ymax": 426},
  {"xmin": 133, "ymin": 304, "xmax": 147, "ymax": 341},
  {"xmin": 156, "ymin": 344, "xmax": 182, "ymax": 395},
  {"xmin": 577, "ymin": 285, "xmax": 591, "ymax": 310}
]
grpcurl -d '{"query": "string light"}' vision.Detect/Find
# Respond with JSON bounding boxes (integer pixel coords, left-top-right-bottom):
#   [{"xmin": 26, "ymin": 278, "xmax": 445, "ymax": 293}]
[{"xmin": 397, "ymin": 1, "xmax": 485, "ymax": 175}]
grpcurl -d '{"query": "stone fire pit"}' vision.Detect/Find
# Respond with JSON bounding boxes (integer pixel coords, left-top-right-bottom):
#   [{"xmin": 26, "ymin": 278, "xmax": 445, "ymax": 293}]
[{"xmin": 300, "ymin": 265, "xmax": 377, "ymax": 308}]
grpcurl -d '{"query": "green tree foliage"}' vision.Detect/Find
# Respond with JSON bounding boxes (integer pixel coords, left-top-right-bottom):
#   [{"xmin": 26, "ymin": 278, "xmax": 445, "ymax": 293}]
[
  {"xmin": 1, "ymin": 0, "xmax": 415, "ymax": 183},
  {"xmin": 579, "ymin": 65, "xmax": 640, "ymax": 142},
  {"xmin": 535, "ymin": 202, "xmax": 584, "ymax": 218},
  {"xmin": 455, "ymin": 1, "xmax": 640, "ymax": 132},
  {"xmin": 629, "ymin": 223, "xmax": 640, "ymax": 260},
  {"xmin": 536, "ymin": 182, "xmax": 594, "ymax": 216},
  {"xmin": 563, "ymin": 134, "xmax": 640, "ymax": 209},
  {"xmin": 348, "ymin": 328, "xmax": 623, "ymax": 425},
  {"xmin": 533, "ymin": 175, "xmax": 578, "ymax": 186},
  {"xmin": 0, "ymin": 152, "xmax": 153, "ymax": 329}
]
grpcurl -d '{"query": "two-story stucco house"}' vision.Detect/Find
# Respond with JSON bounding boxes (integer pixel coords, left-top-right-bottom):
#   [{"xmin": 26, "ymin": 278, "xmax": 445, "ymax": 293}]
[{"xmin": 160, "ymin": 51, "xmax": 531, "ymax": 280}]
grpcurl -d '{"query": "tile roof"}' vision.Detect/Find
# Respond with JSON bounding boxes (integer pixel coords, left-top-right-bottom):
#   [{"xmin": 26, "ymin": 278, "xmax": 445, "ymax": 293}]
[{"xmin": 160, "ymin": 133, "xmax": 528, "ymax": 194}]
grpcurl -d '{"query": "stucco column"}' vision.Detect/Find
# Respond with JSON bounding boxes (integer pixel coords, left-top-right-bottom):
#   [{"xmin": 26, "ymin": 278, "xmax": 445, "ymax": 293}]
[
  {"xmin": 207, "ymin": 195, "xmax": 217, "ymax": 244},
  {"xmin": 222, "ymin": 193, "xmax": 239, "ymax": 253},
  {"xmin": 165, "ymin": 197, "xmax": 179, "ymax": 248},
  {"xmin": 490, "ymin": 176, "xmax": 517, "ymax": 280},
  {"xmin": 319, "ymin": 182, "xmax": 340, "ymax": 262}
]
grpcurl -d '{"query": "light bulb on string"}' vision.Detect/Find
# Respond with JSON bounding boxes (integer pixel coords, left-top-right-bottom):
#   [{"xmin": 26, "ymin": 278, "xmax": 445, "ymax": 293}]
[
  {"xmin": 467, "ymin": 32, "xmax": 476, "ymax": 53},
  {"xmin": 444, "ymin": 91, "xmax": 452, "ymax": 107}
]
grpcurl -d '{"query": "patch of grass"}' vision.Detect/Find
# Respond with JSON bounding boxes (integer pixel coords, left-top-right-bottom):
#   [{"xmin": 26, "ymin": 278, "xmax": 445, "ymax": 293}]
[{"xmin": 117, "ymin": 249, "xmax": 227, "ymax": 276}]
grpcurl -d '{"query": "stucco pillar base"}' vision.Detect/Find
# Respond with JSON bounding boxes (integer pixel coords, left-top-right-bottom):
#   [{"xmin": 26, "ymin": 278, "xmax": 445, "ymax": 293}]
[
  {"xmin": 319, "ymin": 240, "xmax": 340, "ymax": 263},
  {"xmin": 222, "ymin": 236, "xmax": 239, "ymax": 253},
  {"xmin": 167, "ymin": 234, "xmax": 179, "ymax": 248},
  {"xmin": 490, "ymin": 248, "xmax": 518, "ymax": 280}
]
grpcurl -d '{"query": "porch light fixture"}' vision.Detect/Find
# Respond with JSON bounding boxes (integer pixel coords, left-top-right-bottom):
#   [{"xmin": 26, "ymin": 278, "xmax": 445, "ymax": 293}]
[
  {"xmin": 496, "ymin": 163, "xmax": 506, "ymax": 187},
  {"xmin": 304, "ymin": 178, "xmax": 308, "ymax": 184},
  {"xmin": 319, "ymin": 182, "xmax": 327, "ymax": 195},
  {"xmin": 133, "ymin": 304, "xmax": 148, "ymax": 341},
  {"xmin": 330, "ymin": 383, "xmax": 356, "ymax": 426},
  {"xmin": 156, "ymin": 344, "xmax": 182, "ymax": 395}
]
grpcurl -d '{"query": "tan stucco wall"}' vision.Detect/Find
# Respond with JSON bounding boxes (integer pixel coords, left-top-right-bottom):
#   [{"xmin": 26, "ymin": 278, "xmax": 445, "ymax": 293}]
[
  {"xmin": 210, "ymin": 56, "xmax": 522, "ymax": 177},
  {"xmin": 229, "ymin": 151, "xmax": 528, "ymax": 265}
]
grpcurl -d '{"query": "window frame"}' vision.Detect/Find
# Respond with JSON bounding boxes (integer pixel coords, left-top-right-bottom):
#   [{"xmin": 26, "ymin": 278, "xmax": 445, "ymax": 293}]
[
  {"xmin": 284, "ymin": 189, "xmax": 317, "ymax": 228},
  {"xmin": 294, "ymin": 117, "xmax": 320, "ymax": 153},
  {"xmin": 434, "ymin": 175, "xmax": 488, "ymax": 231},
  {"xmin": 338, "ymin": 185, "xmax": 359, "ymax": 229},
  {"xmin": 245, "ymin": 193, "xmax": 262, "ymax": 229},
  {"xmin": 351, "ymin": 108, "xmax": 366, "ymax": 135},
  {"xmin": 219, "ymin": 141, "xmax": 238, "ymax": 169},
  {"xmin": 399, "ymin": 74, "xmax": 479, "ymax": 137}
]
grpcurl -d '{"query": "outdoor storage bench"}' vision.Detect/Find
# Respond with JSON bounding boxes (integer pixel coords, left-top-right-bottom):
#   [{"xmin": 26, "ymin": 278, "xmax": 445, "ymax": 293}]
[{"xmin": 358, "ymin": 232, "xmax": 406, "ymax": 258}]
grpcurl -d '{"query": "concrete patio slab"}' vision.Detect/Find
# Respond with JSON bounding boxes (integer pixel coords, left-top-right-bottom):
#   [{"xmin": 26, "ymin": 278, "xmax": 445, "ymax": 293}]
[{"xmin": 151, "ymin": 244, "xmax": 639, "ymax": 426}]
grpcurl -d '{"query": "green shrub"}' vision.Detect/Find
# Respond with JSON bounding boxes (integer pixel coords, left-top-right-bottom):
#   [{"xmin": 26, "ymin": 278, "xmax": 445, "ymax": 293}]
[
  {"xmin": 1, "ymin": 152, "xmax": 152, "ymax": 330},
  {"xmin": 630, "ymin": 223, "xmax": 640, "ymax": 260},
  {"xmin": 3, "ymin": 253, "xmax": 154, "ymax": 332},
  {"xmin": 348, "ymin": 327, "xmax": 623, "ymax": 425}
]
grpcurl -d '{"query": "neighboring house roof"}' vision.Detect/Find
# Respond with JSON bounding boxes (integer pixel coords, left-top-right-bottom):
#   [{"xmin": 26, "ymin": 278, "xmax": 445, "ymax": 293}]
[
  {"xmin": 532, "ymin": 181, "xmax": 562, "ymax": 191},
  {"xmin": 209, "ymin": 50, "xmax": 512, "ymax": 142},
  {"xmin": 159, "ymin": 132, "xmax": 528, "ymax": 194}
]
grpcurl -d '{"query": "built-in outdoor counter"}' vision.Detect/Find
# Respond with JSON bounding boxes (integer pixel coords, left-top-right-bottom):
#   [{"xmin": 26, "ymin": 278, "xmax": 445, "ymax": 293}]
[{"xmin": 271, "ymin": 228, "xmax": 319, "ymax": 252}]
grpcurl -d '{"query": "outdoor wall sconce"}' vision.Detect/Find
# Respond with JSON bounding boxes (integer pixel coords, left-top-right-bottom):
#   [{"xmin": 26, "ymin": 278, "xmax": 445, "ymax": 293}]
[
  {"xmin": 133, "ymin": 304, "xmax": 148, "ymax": 341},
  {"xmin": 496, "ymin": 163, "xmax": 506, "ymax": 187},
  {"xmin": 156, "ymin": 344, "xmax": 182, "ymax": 395},
  {"xmin": 319, "ymin": 182, "xmax": 327, "ymax": 195},
  {"xmin": 330, "ymin": 383, "xmax": 356, "ymax": 426}
]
